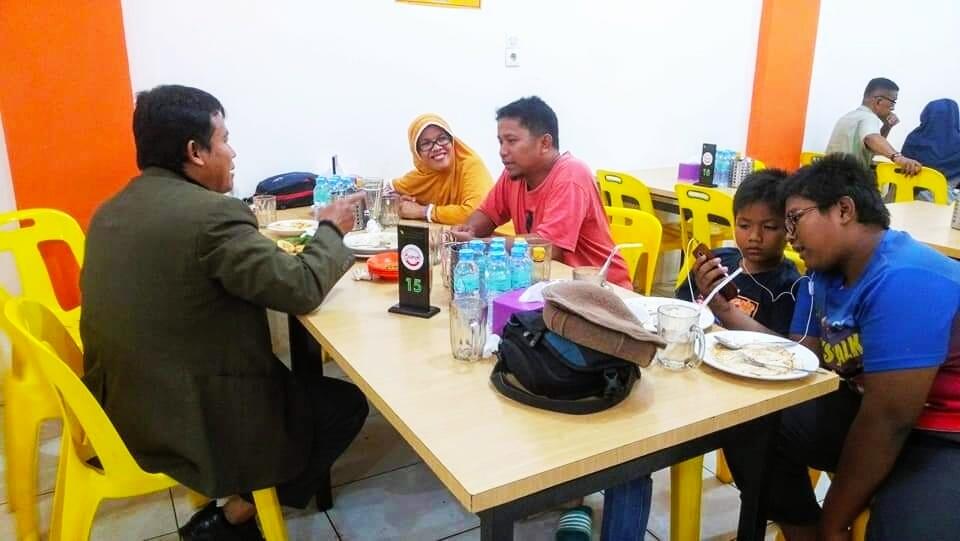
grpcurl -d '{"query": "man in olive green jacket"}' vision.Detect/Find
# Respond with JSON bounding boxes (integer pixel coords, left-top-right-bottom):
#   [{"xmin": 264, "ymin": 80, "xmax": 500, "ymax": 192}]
[{"xmin": 81, "ymin": 85, "xmax": 367, "ymax": 540}]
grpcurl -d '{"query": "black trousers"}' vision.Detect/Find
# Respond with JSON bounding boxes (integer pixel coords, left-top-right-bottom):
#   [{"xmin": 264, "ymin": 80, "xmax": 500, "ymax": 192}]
[
  {"xmin": 244, "ymin": 374, "xmax": 368, "ymax": 509},
  {"xmin": 723, "ymin": 385, "xmax": 960, "ymax": 541}
]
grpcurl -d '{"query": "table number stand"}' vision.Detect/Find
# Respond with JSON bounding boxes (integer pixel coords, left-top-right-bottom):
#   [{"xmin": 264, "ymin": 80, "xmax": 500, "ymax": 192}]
[{"xmin": 389, "ymin": 223, "xmax": 440, "ymax": 318}]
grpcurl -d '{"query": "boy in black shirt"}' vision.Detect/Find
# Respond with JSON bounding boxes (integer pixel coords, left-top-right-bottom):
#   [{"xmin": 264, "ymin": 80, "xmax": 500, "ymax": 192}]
[{"xmin": 680, "ymin": 169, "xmax": 802, "ymax": 335}]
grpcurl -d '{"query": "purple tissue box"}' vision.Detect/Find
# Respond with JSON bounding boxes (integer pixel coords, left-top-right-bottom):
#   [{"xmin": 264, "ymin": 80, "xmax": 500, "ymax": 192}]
[
  {"xmin": 678, "ymin": 162, "xmax": 700, "ymax": 182},
  {"xmin": 491, "ymin": 289, "xmax": 544, "ymax": 336}
]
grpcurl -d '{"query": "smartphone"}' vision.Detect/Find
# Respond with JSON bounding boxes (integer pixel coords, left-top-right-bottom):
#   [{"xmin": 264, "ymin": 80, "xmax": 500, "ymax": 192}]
[{"xmin": 692, "ymin": 243, "xmax": 739, "ymax": 300}]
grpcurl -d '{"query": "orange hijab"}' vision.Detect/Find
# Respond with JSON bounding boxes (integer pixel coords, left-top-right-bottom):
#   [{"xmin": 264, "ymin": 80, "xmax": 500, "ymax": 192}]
[{"xmin": 393, "ymin": 114, "xmax": 486, "ymax": 205}]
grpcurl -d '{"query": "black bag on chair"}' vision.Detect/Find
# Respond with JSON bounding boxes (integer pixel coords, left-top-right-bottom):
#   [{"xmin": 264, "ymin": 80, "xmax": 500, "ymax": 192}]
[
  {"xmin": 491, "ymin": 310, "xmax": 640, "ymax": 415},
  {"xmin": 245, "ymin": 172, "xmax": 317, "ymax": 209}
]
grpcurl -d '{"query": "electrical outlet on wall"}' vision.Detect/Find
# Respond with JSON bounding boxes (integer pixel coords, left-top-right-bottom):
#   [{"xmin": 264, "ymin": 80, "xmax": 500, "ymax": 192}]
[{"xmin": 505, "ymin": 34, "xmax": 520, "ymax": 68}]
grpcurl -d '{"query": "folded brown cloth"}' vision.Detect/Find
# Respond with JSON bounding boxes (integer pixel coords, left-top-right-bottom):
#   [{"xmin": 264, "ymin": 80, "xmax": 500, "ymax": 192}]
[{"xmin": 542, "ymin": 281, "xmax": 666, "ymax": 366}]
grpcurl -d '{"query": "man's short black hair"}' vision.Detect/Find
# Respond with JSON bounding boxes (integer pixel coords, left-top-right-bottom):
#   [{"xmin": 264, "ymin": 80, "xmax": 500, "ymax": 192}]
[
  {"xmin": 495, "ymin": 96, "xmax": 559, "ymax": 148},
  {"xmin": 133, "ymin": 85, "xmax": 225, "ymax": 173},
  {"xmin": 780, "ymin": 153, "xmax": 890, "ymax": 228},
  {"xmin": 863, "ymin": 77, "xmax": 899, "ymax": 98},
  {"xmin": 733, "ymin": 168, "xmax": 789, "ymax": 216}
]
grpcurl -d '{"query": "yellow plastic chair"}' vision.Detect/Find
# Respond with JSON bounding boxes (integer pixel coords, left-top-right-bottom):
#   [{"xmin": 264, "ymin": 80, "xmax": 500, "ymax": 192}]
[
  {"xmin": 597, "ymin": 169, "xmax": 683, "ymax": 252},
  {"xmin": 603, "ymin": 207, "xmax": 662, "ymax": 295},
  {"xmin": 752, "ymin": 158, "xmax": 766, "ymax": 171},
  {"xmin": 673, "ymin": 184, "xmax": 735, "ymax": 288},
  {"xmin": 784, "ymin": 247, "xmax": 807, "ymax": 274},
  {"xmin": 800, "ymin": 151, "xmax": 825, "ymax": 166},
  {"xmin": 0, "ymin": 209, "xmax": 85, "ymax": 540},
  {"xmin": 2, "ymin": 298, "xmax": 290, "ymax": 541},
  {"xmin": 875, "ymin": 163, "xmax": 949, "ymax": 204}
]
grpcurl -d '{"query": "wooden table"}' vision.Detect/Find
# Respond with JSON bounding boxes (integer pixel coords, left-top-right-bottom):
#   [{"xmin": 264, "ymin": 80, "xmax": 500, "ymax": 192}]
[
  {"xmin": 627, "ymin": 167, "xmax": 736, "ymax": 213},
  {"xmin": 284, "ymin": 242, "xmax": 838, "ymax": 539},
  {"xmin": 887, "ymin": 201, "xmax": 960, "ymax": 258}
]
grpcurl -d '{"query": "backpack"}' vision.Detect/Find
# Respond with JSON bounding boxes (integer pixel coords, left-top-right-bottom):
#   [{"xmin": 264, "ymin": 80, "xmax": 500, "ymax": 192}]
[
  {"xmin": 491, "ymin": 310, "xmax": 641, "ymax": 414},
  {"xmin": 248, "ymin": 172, "xmax": 316, "ymax": 209}
]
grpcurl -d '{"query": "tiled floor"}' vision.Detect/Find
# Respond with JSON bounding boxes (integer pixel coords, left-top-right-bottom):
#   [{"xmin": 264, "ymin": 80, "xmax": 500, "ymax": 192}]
[{"xmin": 0, "ymin": 301, "xmax": 820, "ymax": 540}]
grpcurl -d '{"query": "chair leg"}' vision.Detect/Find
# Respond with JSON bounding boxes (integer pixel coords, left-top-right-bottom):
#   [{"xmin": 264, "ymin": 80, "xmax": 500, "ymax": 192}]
[
  {"xmin": 4, "ymin": 381, "xmax": 46, "ymax": 540},
  {"xmin": 252, "ymin": 487, "xmax": 289, "ymax": 541},
  {"xmin": 669, "ymin": 455, "xmax": 703, "ymax": 541},
  {"xmin": 715, "ymin": 449, "xmax": 734, "ymax": 484},
  {"xmin": 49, "ymin": 444, "xmax": 100, "ymax": 541}
]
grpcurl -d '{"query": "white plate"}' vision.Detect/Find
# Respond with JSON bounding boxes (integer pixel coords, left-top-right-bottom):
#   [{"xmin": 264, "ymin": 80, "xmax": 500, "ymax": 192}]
[
  {"xmin": 623, "ymin": 296, "xmax": 714, "ymax": 330},
  {"xmin": 266, "ymin": 219, "xmax": 319, "ymax": 236},
  {"xmin": 343, "ymin": 230, "xmax": 398, "ymax": 255},
  {"xmin": 703, "ymin": 330, "xmax": 819, "ymax": 381}
]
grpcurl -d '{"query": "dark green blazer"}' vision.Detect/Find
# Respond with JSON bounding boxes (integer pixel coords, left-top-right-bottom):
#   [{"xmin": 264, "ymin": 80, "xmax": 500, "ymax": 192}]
[{"xmin": 81, "ymin": 167, "xmax": 353, "ymax": 496}]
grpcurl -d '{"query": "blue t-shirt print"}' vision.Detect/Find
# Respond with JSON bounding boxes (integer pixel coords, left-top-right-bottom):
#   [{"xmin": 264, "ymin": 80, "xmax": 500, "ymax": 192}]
[{"xmin": 790, "ymin": 229, "xmax": 960, "ymax": 383}]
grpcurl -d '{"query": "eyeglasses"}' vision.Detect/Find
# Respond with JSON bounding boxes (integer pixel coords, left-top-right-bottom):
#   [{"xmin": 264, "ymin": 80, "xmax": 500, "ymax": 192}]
[
  {"xmin": 874, "ymin": 95, "xmax": 897, "ymax": 105},
  {"xmin": 417, "ymin": 134, "xmax": 452, "ymax": 153},
  {"xmin": 785, "ymin": 206, "xmax": 819, "ymax": 235}
]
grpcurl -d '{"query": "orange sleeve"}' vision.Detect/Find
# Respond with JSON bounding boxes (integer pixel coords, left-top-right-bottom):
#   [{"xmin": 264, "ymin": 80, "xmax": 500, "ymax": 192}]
[{"xmin": 431, "ymin": 158, "xmax": 494, "ymax": 225}]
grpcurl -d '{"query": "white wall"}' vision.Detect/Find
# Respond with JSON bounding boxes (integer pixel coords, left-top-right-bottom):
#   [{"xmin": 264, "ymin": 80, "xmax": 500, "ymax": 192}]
[
  {"xmin": 121, "ymin": 0, "xmax": 762, "ymax": 197},
  {"xmin": 0, "ymin": 112, "xmax": 20, "ymax": 393},
  {"xmin": 804, "ymin": 0, "xmax": 960, "ymax": 153}
]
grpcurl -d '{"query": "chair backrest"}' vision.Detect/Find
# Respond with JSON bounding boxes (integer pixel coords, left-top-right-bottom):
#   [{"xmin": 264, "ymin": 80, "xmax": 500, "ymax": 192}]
[
  {"xmin": 674, "ymin": 184, "xmax": 735, "ymax": 251},
  {"xmin": 2, "ymin": 298, "xmax": 143, "ymax": 480},
  {"xmin": 603, "ymin": 207, "xmax": 662, "ymax": 295},
  {"xmin": 596, "ymin": 170, "xmax": 656, "ymax": 214},
  {"xmin": 0, "ymin": 209, "xmax": 85, "ymax": 321},
  {"xmin": 875, "ymin": 163, "xmax": 950, "ymax": 204},
  {"xmin": 799, "ymin": 151, "xmax": 825, "ymax": 166}
]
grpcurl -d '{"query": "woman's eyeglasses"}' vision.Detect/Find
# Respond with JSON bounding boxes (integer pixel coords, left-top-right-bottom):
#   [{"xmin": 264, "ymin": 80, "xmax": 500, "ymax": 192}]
[{"xmin": 418, "ymin": 134, "xmax": 453, "ymax": 153}]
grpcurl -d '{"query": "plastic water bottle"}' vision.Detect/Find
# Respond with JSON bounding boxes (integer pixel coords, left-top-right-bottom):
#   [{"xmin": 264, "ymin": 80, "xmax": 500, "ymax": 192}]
[
  {"xmin": 468, "ymin": 239, "xmax": 488, "ymax": 298},
  {"xmin": 485, "ymin": 248, "xmax": 511, "ymax": 300},
  {"xmin": 509, "ymin": 245, "xmax": 533, "ymax": 289},
  {"xmin": 453, "ymin": 249, "xmax": 481, "ymax": 299},
  {"xmin": 489, "ymin": 237, "xmax": 507, "ymax": 255},
  {"xmin": 714, "ymin": 150, "xmax": 733, "ymax": 187},
  {"xmin": 513, "ymin": 237, "xmax": 529, "ymax": 256},
  {"xmin": 313, "ymin": 175, "xmax": 330, "ymax": 207}
]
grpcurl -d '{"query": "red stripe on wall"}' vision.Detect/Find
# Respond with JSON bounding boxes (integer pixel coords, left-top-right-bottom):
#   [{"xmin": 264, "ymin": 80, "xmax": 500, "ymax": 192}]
[
  {"xmin": 746, "ymin": 0, "xmax": 821, "ymax": 171},
  {"xmin": 0, "ymin": 1, "xmax": 137, "ymax": 229}
]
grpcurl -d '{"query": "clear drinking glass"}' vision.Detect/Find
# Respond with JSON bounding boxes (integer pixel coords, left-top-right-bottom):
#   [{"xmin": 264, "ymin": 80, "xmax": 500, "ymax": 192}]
[
  {"xmin": 655, "ymin": 304, "xmax": 705, "ymax": 370},
  {"xmin": 252, "ymin": 195, "xmax": 277, "ymax": 228},
  {"xmin": 361, "ymin": 177, "xmax": 384, "ymax": 226},
  {"xmin": 449, "ymin": 297, "xmax": 488, "ymax": 361},
  {"xmin": 440, "ymin": 240, "xmax": 468, "ymax": 288},
  {"xmin": 380, "ymin": 194, "xmax": 400, "ymax": 227},
  {"xmin": 572, "ymin": 266, "xmax": 606, "ymax": 286},
  {"xmin": 528, "ymin": 239, "xmax": 552, "ymax": 283}
]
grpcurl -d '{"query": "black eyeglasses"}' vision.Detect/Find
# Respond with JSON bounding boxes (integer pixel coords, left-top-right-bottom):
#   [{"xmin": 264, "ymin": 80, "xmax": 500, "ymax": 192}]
[
  {"xmin": 875, "ymin": 95, "xmax": 897, "ymax": 105},
  {"xmin": 417, "ymin": 134, "xmax": 452, "ymax": 153},
  {"xmin": 785, "ymin": 206, "xmax": 819, "ymax": 235}
]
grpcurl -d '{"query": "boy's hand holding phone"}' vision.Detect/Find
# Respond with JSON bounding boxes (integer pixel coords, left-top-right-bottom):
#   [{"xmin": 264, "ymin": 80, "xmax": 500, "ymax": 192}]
[{"xmin": 691, "ymin": 243, "xmax": 739, "ymax": 313}]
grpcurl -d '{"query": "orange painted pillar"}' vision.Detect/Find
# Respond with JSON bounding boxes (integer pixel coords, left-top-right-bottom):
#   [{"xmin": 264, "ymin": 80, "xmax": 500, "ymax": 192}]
[
  {"xmin": 746, "ymin": 0, "xmax": 821, "ymax": 171},
  {"xmin": 0, "ymin": 0, "xmax": 137, "ymax": 229}
]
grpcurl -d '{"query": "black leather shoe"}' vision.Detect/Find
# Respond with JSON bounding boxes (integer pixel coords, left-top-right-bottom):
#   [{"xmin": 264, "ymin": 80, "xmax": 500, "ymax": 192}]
[{"xmin": 179, "ymin": 501, "xmax": 264, "ymax": 541}]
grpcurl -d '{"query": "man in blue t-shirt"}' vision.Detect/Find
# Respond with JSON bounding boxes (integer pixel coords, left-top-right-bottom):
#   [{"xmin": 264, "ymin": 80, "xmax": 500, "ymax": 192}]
[{"xmin": 724, "ymin": 154, "xmax": 960, "ymax": 541}]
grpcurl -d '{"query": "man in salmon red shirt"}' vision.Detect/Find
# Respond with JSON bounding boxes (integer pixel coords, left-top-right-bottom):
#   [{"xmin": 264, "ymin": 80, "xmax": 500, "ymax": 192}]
[{"xmin": 452, "ymin": 96, "xmax": 631, "ymax": 289}]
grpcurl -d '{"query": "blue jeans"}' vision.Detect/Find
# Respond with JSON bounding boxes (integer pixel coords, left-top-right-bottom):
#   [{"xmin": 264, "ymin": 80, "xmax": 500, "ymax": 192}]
[{"xmin": 601, "ymin": 474, "xmax": 653, "ymax": 541}]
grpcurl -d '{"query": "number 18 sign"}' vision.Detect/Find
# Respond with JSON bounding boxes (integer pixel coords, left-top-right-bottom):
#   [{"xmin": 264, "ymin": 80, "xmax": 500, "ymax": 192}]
[{"xmin": 388, "ymin": 223, "xmax": 440, "ymax": 318}]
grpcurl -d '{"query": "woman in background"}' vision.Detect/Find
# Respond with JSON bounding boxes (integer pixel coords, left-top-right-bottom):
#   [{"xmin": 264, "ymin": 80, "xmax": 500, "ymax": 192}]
[
  {"xmin": 390, "ymin": 113, "xmax": 493, "ymax": 224},
  {"xmin": 902, "ymin": 98, "xmax": 960, "ymax": 192}
]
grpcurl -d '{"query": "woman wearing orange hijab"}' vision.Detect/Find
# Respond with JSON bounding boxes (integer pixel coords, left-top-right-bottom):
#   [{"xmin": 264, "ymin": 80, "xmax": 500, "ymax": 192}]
[{"xmin": 390, "ymin": 114, "xmax": 493, "ymax": 225}]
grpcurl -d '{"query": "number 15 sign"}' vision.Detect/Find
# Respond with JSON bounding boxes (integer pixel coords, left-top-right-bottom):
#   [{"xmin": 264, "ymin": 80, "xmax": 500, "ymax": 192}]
[{"xmin": 389, "ymin": 223, "xmax": 440, "ymax": 318}]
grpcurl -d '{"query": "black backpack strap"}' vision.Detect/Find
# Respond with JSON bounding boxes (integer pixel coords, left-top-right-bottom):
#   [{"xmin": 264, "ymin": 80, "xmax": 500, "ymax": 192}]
[{"xmin": 490, "ymin": 356, "xmax": 637, "ymax": 415}]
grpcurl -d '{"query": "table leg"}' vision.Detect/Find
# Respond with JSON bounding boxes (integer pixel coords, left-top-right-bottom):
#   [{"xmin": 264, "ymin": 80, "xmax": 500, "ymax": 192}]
[
  {"xmin": 734, "ymin": 412, "xmax": 782, "ymax": 541},
  {"xmin": 288, "ymin": 314, "xmax": 323, "ymax": 377},
  {"xmin": 478, "ymin": 507, "xmax": 513, "ymax": 541}
]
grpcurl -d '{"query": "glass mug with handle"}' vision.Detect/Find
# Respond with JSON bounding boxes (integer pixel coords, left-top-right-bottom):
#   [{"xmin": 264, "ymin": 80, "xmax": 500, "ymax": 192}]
[{"xmin": 655, "ymin": 304, "xmax": 705, "ymax": 370}]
